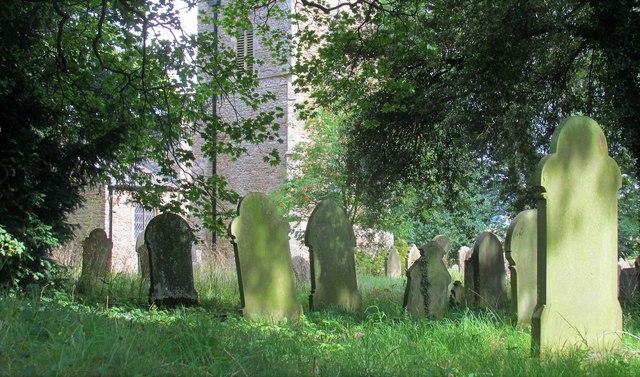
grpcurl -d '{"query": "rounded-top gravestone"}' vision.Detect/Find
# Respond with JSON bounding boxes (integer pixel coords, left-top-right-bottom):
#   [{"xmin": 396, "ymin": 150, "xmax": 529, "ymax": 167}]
[
  {"xmin": 505, "ymin": 209, "xmax": 537, "ymax": 324},
  {"xmin": 145, "ymin": 213, "xmax": 198, "ymax": 307},
  {"xmin": 467, "ymin": 232, "xmax": 507, "ymax": 309},
  {"xmin": 78, "ymin": 228, "xmax": 112, "ymax": 295}
]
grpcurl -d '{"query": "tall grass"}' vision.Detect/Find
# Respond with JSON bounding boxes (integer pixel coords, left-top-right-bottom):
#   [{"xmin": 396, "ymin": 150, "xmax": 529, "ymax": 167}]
[{"xmin": 1, "ymin": 267, "xmax": 640, "ymax": 376}]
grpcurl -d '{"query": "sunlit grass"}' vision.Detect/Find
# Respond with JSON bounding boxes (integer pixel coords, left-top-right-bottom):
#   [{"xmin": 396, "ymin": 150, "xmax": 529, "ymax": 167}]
[{"xmin": 1, "ymin": 267, "xmax": 640, "ymax": 376}]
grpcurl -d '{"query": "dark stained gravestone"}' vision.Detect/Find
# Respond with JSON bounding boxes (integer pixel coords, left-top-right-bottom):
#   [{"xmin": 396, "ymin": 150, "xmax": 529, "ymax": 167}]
[
  {"xmin": 467, "ymin": 232, "xmax": 507, "ymax": 309},
  {"xmin": 532, "ymin": 116, "xmax": 622, "ymax": 355},
  {"xmin": 403, "ymin": 241, "xmax": 451, "ymax": 318},
  {"xmin": 505, "ymin": 209, "xmax": 537, "ymax": 325},
  {"xmin": 146, "ymin": 213, "xmax": 198, "ymax": 307},
  {"xmin": 305, "ymin": 199, "xmax": 362, "ymax": 311},
  {"xmin": 78, "ymin": 228, "xmax": 112, "ymax": 294},
  {"xmin": 385, "ymin": 247, "xmax": 402, "ymax": 279},
  {"xmin": 619, "ymin": 266, "xmax": 640, "ymax": 308},
  {"xmin": 229, "ymin": 193, "xmax": 301, "ymax": 322}
]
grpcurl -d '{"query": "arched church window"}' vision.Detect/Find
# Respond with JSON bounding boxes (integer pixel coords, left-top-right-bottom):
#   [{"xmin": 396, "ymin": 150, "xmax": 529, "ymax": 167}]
[
  {"xmin": 236, "ymin": 25, "xmax": 254, "ymax": 71},
  {"xmin": 134, "ymin": 204, "xmax": 156, "ymax": 239}
]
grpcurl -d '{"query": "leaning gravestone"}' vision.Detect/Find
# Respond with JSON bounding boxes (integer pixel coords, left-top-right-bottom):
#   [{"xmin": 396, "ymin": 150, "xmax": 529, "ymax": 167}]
[
  {"xmin": 466, "ymin": 232, "xmax": 507, "ymax": 309},
  {"xmin": 407, "ymin": 244, "xmax": 421, "ymax": 270},
  {"xmin": 306, "ymin": 199, "xmax": 362, "ymax": 311},
  {"xmin": 145, "ymin": 213, "xmax": 198, "ymax": 307},
  {"xmin": 432, "ymin": 235, "xmax": 451, "ymax": 266},
  {"xmin": 532, "ymin": 116, "xmax": 622, "ymax": 354},
  {"xmin": 403, "ymin": 241, "xmax": 451, "ymax": 318},
  {"xmin": 505, "ymin": 209, "xmax": 537, "ymax": 324},
  {"xmin": 229, "ymin": 193, "xmax": 301, "ymax": 321},
  {"xmin": 78, "ymin": 228, "xmax": 112, "ymax": 294},
  {"xmin": 135, "ymin": 232, "xmax": 150, "ymax": 298},
  {"xmin": 385, "ymin": 247, "xmax": 402, "ymax": 279}
]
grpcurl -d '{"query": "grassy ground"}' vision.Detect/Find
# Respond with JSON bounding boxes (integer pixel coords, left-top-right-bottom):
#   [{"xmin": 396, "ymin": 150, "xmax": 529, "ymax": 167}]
[{"xmin": 1, "ymin": 268, "xmax": 640, "ymax": 376}]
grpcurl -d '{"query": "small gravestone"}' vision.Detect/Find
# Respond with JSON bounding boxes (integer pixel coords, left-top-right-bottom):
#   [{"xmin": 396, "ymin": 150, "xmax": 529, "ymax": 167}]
[
  {"xmin": 619, "ymin": 267, "xmax": 640, "ymax": 307},
  {"xmin": 505, "ymin": 209, "xmax": 537, "ymax": 324},
  {"xmin": 466, "ymin": 232, "xmax": 507, "ymax": 309},
  {"xmin": 136, "ymin": 232, "xmax": 150, "ymax": 298},
  {"xmin": 458, "ymin": 246, "xmax": 472, "ymax": 278},
  {"xmin": 146, "ymin": 213, "xmax": 198, "ymax": 307},
  {"xmin": 532, "ymin": 116, "xmax": 622, "ymax": 354},
  {"xmin": 306, "ymin": 199, "xmax": 362, "ymax": 311},
  {"xmin": 78, "ymin": 228, "xmax": 112, "ymax": 294},
  {"xmin": 403, "ymin": 241, "xmax": 451, "ymax": 318},
  {"xmin": 229, "ymin": 193, "xmax": 301, "ymax": 321},
  {"xmin": 385, "ymin": 248, "xmax": 402, "ymax": 279},
  {"xmin": 432, "ymin": 235, "xmax": 451, "ymax": 266},
  {"xmin": 407, "ymin": 244, "xmax": 421, "ymax": 270}
]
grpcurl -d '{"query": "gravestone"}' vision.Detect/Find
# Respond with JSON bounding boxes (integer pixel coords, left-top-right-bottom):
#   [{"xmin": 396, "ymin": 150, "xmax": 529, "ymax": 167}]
[
  {"xmin": 619, "ymin": 267, "xmax": 640, "ymax": 307},
  {"xmin": 78, "ymin": 228, "xmax": 112, "ymax": 294},
  {"xmin": 407, "ymin": 244, "xmax": 421, "ymax": 270},
  {"xmin": 146, "ymin": 213, "xmax": 198, "ymax": 307},
  {"xmin": 229, "ymin": 193, "xmax": 301, "ymax": 321},
  {"xmin": 305, "ymin": 199, "xmax": 362, "ymax": 311},
  {"xmin": 532, "ymin": 116, "xmax": 622, "ymax": 354},
  {"xmin": 458, "ymin": 246, "xmax": 472, "ymax": 278},
  {"xmin": 135, "ymin": 232, "xmax": 150, "ymax": 298},
  {"xmin": 403, "ymin": 241, "xmax": 451, "ymax": 318},
  {"xmin": 466, "ymin": 232, "xmax": 507, "ymax": 309},
  {"xmin": 432, "ymin": 235, "xmax": 451, "ymax": 266},
  {"xmin": 385, "ymin": 247, "xmax": 402, "ymax": 279},
  {"xmin": 505, "ymin": 209, "xmax": 537, "ymax": 324}
]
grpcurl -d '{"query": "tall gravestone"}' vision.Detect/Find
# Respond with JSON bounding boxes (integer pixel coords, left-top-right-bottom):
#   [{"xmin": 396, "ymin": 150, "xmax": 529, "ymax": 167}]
[
  {"xmin": 532, "ymin": 116, "xmax": 622, "ymax": 354},
  {"xmin": 407, "ymin": 244, "xmax": 421, "ymax": 270},
  {"xmin": 146, "ymin": 213, "xmax": 198, "ymax": 307},
  {"xmin": 432, "ymin": 235, "xmax": 451, "ymax": 266},
  {"xmin": 385, "ymin": 247, "xmax": 402, "ymax": 279},
  {"xmin": 466, "ymin": 232, "xmax": 507, "ymax": 309},
  {"xmin": 229, "ymin": 193, "xmax": 301, "ymax": 321},
  {"xmin": 306, "ymin": 199, "xmax": 362, "ymax": 311},
  {"xmin": 458, "ymin": 246, "xmax": 472, "ymax": 279},
  {"xmin": 78, "ymin": 228, "xmax": 112, "ymax": 294},
  {"xmin": 403, "ymin": 241, "xmax": 451, "ymax": 318},
  {"xmin": 505, "ymin": 209, "xmax": 537, "ymax": 324},
  {"xmin": 136, "ymin": 232, "xmax": 150, "ymax": 298}
]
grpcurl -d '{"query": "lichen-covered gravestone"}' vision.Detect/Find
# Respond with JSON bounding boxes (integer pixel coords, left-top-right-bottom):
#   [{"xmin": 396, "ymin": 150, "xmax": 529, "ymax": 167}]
[
  {"xmin": 466, "ymin": 232, "xmax": 507, "ymax": 309},
  {"xmin": 432, "ymin": 235, "xmax": 451, "ymax": 266},
  {"xmin": 78, "ymin": 228, "xmax": 112, "ymax": 294},
  {"xmin": 305, "ymin": 199, "xmax": 362, "ymax": 311},
  {"xmin": 135, "ymin": 232, "xmax": 150, "ymax": 298},
  {"xmin": 505, "ymin": 209, "xmax": 537, "ymax": 324},
  {"xmin": 229, "ymin": 193, "xmax": 301, "ymax": 321},
  {"xmin": 145, "ymin": 213, "xmax": 198, "ymax": 307},
  {"xmin": 403, "ymin": 241, "xmax": 451, "ymax": 318},
  {"xmin": 385, "ymin": 248, "xmax": 402, "ymax": 279},
  {"xmin": 532, "ymin": 116, "xmax": 622, "ymax": 354},
  {"xmin": 407, "ymin": 244, "xmax": 421, "ymax": 270}
]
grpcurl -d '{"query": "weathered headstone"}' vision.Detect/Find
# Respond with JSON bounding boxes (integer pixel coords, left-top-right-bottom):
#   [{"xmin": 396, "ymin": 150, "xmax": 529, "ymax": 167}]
[
  {"xmin": 403, "ymin": 241, "xmax": 451, "ymax": 318},
  {"xmin": 135, "ymin": 232, "xmax": 150, "ymax": 298},
  {"xmin": 432, "ymin": 235, "xmax": 451, "ymax": 266},
  {"xmin": 385, "ymin": 247, "xmax": 402, "ymax": 279},
  {"xmin": 305, "ymin": 199, "xmax": 362, "ymax": 311},
  {"xmin": 505, "ymin": 209, "xmax": 537, "ymax": 324},
  {"xmin": 229, "ymin": 193, "xmax": 301, "ymax": 321},
  {"xmin": 466, "ymin": 232, "xmax": 507, "ymax": 309},
  {"xmin": 619, "ymin": 267, "xmax": 640, "ymax": 307},
  {"xmin": 532, "ymin": 116, "xmax": 622, "ymax": 354},
  {"xmin": 458, "ymin": 246, "xmax": 472, "ymax": 278},
  {"xmin": 78, "ymin": 228, "xmax": 112, "ymax": 294},
  {"xmin": 146, "ymin": 213, "xmax": 198, "ymax": 307},
  {"xmin": 407, "ymin": 244, "xmax": 421, "ymax": 270}
]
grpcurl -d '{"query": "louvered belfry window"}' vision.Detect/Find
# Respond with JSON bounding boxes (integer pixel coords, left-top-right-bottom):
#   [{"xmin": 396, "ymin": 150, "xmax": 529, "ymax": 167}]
[{"xmin": 236, "ymin": 25, "xmax": 254, "ymax": 71}]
